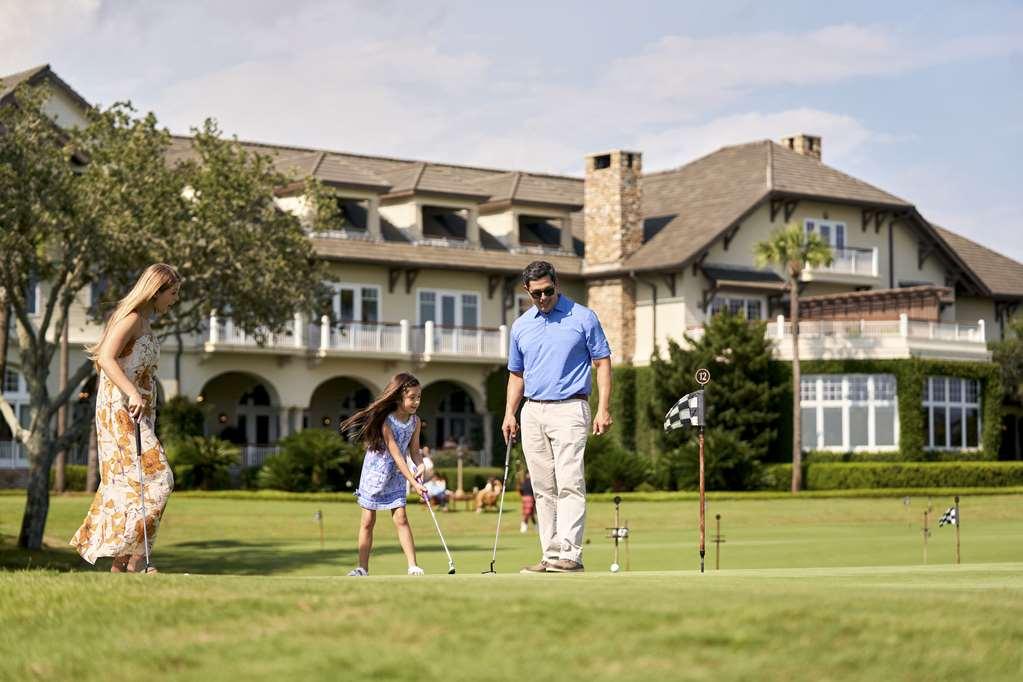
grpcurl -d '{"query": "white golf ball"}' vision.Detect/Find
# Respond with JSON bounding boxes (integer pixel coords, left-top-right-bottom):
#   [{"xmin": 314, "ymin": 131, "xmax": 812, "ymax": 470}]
[{"xmin": 610, "ymin": 563, "xmax": 620, "ymax": 573}]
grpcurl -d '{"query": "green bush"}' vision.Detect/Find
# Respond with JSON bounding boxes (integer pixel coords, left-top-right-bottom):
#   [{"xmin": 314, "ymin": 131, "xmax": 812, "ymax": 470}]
[
  {"xmin": 804, "ymin": 450, "xmax": 993, "ymax": 463},
  {"xmin": 656, "ymin": 428, "xmax": 763, "ymax": 491},
  {"xmin": 584, "ymin": 435, "xmax": 650, "ymax": 492},
  {"xmin": 157, "ymin": 396, "xmax": 206, "ymax": 443},
  {"xmin": 762, "ymin": 462, "xmax": 1023, "ymax": 490},
  {"xmin": 167, "ymin": 437, "xmax": 239, "ymax": 490},
  {"xmin": 50, "ymin": 464, "xmax": 88, "ymax": 492},
  {"xmin": 259, "ymin": 429, "xmax": 362, "ymax": 492}
]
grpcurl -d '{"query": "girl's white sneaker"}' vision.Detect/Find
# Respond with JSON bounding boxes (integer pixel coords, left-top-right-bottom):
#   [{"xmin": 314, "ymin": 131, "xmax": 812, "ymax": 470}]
[
  {"xmin": 407, "ymin": 566, "xmax": 425, "ymax": 576},
  {"xmin": 347, "ymin": 567, "xmax": 368, "ymax": 577}
]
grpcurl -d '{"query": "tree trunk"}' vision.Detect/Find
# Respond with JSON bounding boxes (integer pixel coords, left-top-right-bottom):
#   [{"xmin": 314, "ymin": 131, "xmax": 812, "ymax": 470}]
[
  {"xmin": 0, "ymin": 293, "xmax": 9, "ymax": 392},
  {"xmin": 18, "ymin": 432, "xmax": 53, "ymax": 549},
  {"xmin": 55, "ymin": 319, "xmax": 69, "ymax": 493},
  {"xmin": 86, "ymin": 420, "xmax": 99, "ymax": 492},
  {"xmin": 175, "ymin": 328, "xmax": 184, "ymax": 389},
  {"xmin": 790, "ymin": 279, "xmax": 802, "ymax": 493}
]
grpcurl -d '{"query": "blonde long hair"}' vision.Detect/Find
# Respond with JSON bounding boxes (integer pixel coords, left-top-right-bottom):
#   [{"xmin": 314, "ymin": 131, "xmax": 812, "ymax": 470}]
[{"xmin": 86, "ymin": 263, "xmax": 181, "ymax": 362}]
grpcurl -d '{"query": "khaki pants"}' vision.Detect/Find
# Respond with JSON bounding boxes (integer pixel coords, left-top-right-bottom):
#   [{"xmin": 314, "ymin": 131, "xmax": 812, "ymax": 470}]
[{"xmin": 520, "ymin": 398, "xmax": 590, "ymax": 563}]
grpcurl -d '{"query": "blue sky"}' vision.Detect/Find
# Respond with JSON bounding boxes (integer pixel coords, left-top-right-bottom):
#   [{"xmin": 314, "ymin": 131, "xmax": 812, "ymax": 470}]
[{"xmin": 2, "ymin": 0, "xmax": 1021, "ymax": 261}]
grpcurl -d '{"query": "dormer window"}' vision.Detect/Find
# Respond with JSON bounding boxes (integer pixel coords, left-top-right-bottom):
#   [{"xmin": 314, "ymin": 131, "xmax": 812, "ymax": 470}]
[
  {"xmin": 334, "ymin": 197, "xmax": 369, "ymax": 232},
  {"xmin": 422, "ymin": 206, "xmax": 468, "ymax": 241},
  {"xmin": 518, "ymin": 215, "xmax": 565, "ymax": 252}
]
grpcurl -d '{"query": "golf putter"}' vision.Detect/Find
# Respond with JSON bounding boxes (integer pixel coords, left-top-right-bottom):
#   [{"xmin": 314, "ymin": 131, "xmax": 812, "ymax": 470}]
[
  {"xmin": 483, "ymin": 433, "xmax": 515, "ymax": 575},
  {"xmin": 134, "ymin": 420, "xmax": 155, "ymax": 574},
  {"xmin": 412, "ymin": 463, "xmax": 456, "ymax": 574}
]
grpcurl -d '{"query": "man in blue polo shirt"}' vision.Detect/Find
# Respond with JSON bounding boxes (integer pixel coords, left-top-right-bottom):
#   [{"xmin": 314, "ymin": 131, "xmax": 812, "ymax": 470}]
[{"xmin": 502, "ymin": 261, "xmax": 613, "ymax": 573}]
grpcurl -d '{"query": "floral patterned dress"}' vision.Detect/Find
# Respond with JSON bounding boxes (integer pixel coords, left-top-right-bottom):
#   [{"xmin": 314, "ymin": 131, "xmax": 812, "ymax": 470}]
[
  {"xmin": 355, "ymin": 413, "xmax": 417, "ymax": 510},
  {"xmin": 70, "ymin": 331, "xmax": 174, "ymax": 564}
]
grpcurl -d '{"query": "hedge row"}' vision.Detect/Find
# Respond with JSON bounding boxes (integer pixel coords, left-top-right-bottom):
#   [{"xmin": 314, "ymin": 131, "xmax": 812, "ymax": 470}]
[
  {"xmin": 49, "ymin": 465, "xmax": 88, "ymax": 492},
  {"xmin": 762, "ymin": 462, "xmax": 1023, "ymax": 491},
  {"xmin": 433, "ymin": 466, "xmax": 504, "ymax": 491}
]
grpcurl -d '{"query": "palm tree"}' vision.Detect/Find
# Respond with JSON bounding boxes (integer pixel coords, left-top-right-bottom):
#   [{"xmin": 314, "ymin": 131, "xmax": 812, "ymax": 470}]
[{"xmin": 754, "ymin": 223, "xmax": 833, "ymax": 492}]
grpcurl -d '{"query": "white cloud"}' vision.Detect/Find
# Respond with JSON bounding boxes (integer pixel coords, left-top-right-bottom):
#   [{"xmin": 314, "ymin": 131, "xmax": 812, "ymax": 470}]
[
  {"xmin": 633, "ymin": 108, "xmax": 897, "ymax": 171},
  {"xmin": 0, "ymin": 0, "xmax": 101, "ymax": 69}
]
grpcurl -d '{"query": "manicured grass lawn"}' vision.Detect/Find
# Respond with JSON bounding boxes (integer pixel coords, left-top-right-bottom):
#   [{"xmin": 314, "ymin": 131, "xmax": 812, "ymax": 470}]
[{"xmin": 1, "ymin": 492, "xmax": 1021, "ymax": 680}]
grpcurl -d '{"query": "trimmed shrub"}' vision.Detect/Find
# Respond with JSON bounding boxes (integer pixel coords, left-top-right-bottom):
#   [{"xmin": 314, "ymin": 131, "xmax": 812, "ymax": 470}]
[
  {"xmin": 50, "ymin": 465, "xmax": 88, "ymax": 492},
  {"xmin": 584, "ymin": 434, "xmax": 650, "ymax": 492},
  {"xmin": 762, "ymin": 461, "xmax": 1023, "ymax": 490},
  {"xmin": 657, "ymin": 428, "xmax": 763, "ymax": 491},
  {"xmin": 157, "ymin": 396, "xmax": 206, "ymax": 443},
  {"xmin": 259, "ymin": 429, "xmax": 362, "ymax": 492},
  {"xmin": 167, "ymin": 437, "xmax": 239, "ymax": 490}
]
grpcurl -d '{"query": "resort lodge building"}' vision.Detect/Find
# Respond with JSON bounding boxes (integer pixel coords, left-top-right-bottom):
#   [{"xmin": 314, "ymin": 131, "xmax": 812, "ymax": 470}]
[{"xmin": 3, "ymin": 65, "xmax": 1022, "ymax": 472}]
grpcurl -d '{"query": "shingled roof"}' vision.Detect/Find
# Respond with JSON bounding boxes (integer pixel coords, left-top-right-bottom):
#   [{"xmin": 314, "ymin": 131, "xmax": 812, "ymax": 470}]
[
  {"xmin": 0, "ymin": 64, "xmax": 92, "ymax": 112},
  {"xmin": 931, "ymin": 225, "xmax": 1023, "ymax": 298},
  {"xmin": 626, "ymin": 140, "xmax": 914, "ymax": 272}
]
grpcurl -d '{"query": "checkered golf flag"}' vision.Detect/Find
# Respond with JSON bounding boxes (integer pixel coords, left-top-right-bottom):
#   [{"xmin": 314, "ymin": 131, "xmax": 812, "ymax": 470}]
[
  {"xmin": 938, "ymin": 506, "xmax": 957, "ymax": 527},
  {"xmin": 663, "ymin": 390, "xmax": 704, "ymax": 430}
]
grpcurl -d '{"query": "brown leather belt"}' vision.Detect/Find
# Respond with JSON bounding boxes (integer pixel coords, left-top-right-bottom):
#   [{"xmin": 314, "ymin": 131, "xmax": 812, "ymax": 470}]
[{"xmin": 526, "ymin": 393, "xmax": 588, "ymax": 403}]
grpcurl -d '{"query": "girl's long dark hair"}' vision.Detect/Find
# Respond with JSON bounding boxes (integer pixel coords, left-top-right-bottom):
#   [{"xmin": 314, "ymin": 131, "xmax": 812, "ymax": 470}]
[{"xmin": 339, "ymin": 372, "xmax": 420, "ymax": 451}]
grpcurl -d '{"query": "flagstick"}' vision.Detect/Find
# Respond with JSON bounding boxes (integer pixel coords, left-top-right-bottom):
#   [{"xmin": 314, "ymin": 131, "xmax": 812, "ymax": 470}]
[
  {"xmin": 922, "ymin": 509, "xmax": 928, "ymax": 565},
  {"xmin": 698, "ymin": 425, "xmax": 705, "ymax": 574},
  {"xmin": 954, "ymin": 495, "xmax": 960, "ymax": 566},
  {"xmin": 318, "ymin": 509, "xmax": 325, "ymax": 551}
]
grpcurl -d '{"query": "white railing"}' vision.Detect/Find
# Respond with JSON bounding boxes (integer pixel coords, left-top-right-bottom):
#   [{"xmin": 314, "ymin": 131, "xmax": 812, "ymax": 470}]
[
  {"xmin": 240, "ymin": 445, "xmax": 280, "ymax": 468},
  {"xmin": 207, "ymin": 313, "xmax": 297, "ymax": 349},
  {"xmin": 681, "ymin": 314, "xmax": 988, "ymax": 362},
  {"xmin": 206, "ymin": 311, "xmax": 510, "ymax": 361},
  {"xmin": 0, "ymin": 441, "xmax": 29, "ymax": 469},
  {"xmin": 808, "ymin": 246, "xmax": 878, "ymax": 277},
  {"xmin": 425, "ymin": 325, "xmax": 505, "ymax": 357},
  {"xmin": 325, "ymin": 320, "xmax": 405, "ymax": 354},
  {"xmin": 906, "ymin": 320, "xmax": 984, "ymax": 342}
]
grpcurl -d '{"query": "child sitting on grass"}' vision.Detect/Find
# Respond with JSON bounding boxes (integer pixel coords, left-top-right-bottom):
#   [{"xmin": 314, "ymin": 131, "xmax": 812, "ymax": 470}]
[{"xmin": 339, "ymin": 372, "xmax": 429, "ymax": 576}]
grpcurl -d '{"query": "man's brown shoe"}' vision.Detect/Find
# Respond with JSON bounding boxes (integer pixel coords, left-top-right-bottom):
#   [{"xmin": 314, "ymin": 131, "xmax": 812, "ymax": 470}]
[
  {"xmin": 519, "ymin": 560, "xmax": 550, "ymax": 574},
  {"xmin": 545, "ymin": 559, "xmax": 584, "ymax": 573}
]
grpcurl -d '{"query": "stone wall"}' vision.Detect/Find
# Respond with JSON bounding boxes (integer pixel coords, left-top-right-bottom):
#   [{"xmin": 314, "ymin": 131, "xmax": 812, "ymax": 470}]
[{"xmin": 586, "ymin": 277, "xmax": 636, "ymax": 363}]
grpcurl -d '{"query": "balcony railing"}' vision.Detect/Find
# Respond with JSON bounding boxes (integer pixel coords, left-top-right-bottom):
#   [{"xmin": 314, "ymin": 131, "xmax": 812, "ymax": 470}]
[
  {"xmin": 240, "ymin": 445, "xmax": 280, "ymax": 468},
  {"xmin": 0, "ymin": 441, "xmax": 29, "ymax": 469},
  {"xmin": 683, "ymin": 314, "xmax": 989, "ymax": 362},
  {"xmin": 205, "ymin": 313, "xmax": 509, "ymax": 361},
  {"xmin": 806, "ymin": 246, "xmax": 879, "ymax": 278}
]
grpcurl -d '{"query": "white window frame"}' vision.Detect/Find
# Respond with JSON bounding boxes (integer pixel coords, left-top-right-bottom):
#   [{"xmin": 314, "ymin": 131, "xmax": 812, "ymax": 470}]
[
  {"xmin": 416, "ymin": 288, "xmax": 481, "ymax": 328},
  {"xmin": 709, "ymin": 294, "xmax": 767, "ymax": 321},
  {"xmin": 804, "ymin": 218, "xmax": 846, "ymax": 249},
  {"xmin": 1, "ymin": 367, "xmax": 31, "ymax": 436},
  {"xmin": 330, "ymin": 282, "xmax": 382, "ymax": 323},
  {"xmin": 923, "ymin": 376, "xmax": 982, "ymax": 451},
  {"xmin": 800, "ymin": 374, "xmax": 900, "ymax": 452},
  {"xmin": 25, "ymin": 281, "xmax": 41, "ymax": 316}
]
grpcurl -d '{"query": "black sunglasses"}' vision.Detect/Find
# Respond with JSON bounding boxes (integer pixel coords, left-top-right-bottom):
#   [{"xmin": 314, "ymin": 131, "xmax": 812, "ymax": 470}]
[{"xmin": 528, "ymin": 286, "xmax": 557, "ymax": 300}]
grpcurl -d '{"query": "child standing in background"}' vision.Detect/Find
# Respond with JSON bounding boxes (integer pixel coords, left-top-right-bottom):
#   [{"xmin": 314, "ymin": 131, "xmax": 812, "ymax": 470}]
[{"xmin": 339, "ymin": 373, "xmax": 429, "ymax": 576}]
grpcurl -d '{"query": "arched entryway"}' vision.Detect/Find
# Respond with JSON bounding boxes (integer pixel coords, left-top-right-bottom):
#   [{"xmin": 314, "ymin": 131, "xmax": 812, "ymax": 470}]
[
  {"xmin": 198, "ymin": 372, "xmax": 282, "ymax": 452},
  {"xmin": 419, "ymin": 380, "xmax": 484, "ymax": 454},
  {"xmin": 306, "ymin": 377, "xmax": 374, "ymax": 432}
]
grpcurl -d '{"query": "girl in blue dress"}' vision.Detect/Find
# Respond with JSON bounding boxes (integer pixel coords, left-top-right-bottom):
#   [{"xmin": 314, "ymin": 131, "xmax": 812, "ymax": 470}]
[{"xmin": 340, "ymin": 372, "xmax": 429, "ymax": 576}]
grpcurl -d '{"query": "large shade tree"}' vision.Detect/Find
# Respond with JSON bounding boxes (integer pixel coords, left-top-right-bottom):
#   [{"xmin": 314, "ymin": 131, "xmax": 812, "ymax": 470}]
[
  {"xmin": 754, "ymin": 223, "xmax": 833, "ymax": 493},
  {"xmin": 0, "ymin": 81, "xmax": 329, "ymax": 548}
]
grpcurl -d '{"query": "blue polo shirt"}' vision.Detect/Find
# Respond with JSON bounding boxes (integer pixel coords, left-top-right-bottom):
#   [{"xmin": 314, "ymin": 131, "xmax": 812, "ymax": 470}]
[{"xmin": 508, "ymin": 294, "xmax": 611, "ymax": 400}]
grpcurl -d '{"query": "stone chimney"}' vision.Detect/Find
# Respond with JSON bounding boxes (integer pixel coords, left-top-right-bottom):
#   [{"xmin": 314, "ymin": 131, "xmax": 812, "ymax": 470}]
[
  {"xmin": 780, "ymin": 134, "xmax": 822, "ymax": 160},
  {"xmin": 583, "ymin": 150, "xmax": 643, "ymax": 364}
]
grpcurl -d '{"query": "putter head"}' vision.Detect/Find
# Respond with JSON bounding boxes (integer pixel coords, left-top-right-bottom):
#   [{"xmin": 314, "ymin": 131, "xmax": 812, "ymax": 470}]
[
  {"xmin": 448, "ymin": 567, "xmax": 456, "ymax": 575},
  {"xmin": 482, "ymin": 561, "xmax": 497, "ymax": 575}
]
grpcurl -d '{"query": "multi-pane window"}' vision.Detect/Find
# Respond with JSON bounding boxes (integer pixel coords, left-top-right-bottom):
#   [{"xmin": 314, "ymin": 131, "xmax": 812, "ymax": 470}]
[
  {"xmin": 332, "ymin": 284, "xmax": 381, "ymax": 323},
  {"xmin": 800, "ymin": 374, "xmax": 899, "ymax": 451},
  {"xmin": 923, "ymin": 377, "xmax": 981, "ymax": 449},
  {"xmin": 805, "ymin": 219, "xmax": 846, "ymax": 249},
  {"xmin": 709, "ymin": 296, "xmax": 763, "ymax": 321},
  {"xmin": 3, "ymin": 368, "xmax": 22, "ymax": 395},
  {"xmin": 418, "ymin": 289, "xmax": 481, "ymax": 327}
]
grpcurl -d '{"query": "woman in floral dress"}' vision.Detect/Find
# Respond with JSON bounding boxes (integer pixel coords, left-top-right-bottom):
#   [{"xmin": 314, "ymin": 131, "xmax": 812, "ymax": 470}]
[{"xmin": 71, "ymin": 264, "xmax": 181, "ymax": 572}]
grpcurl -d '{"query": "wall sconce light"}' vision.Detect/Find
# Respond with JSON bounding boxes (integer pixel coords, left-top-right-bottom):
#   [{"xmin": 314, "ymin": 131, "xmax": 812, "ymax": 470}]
[
  {"xmin": 218, "ymin": 413, "xmax": 228, "ymax": 424},
  {"xmin": 196, "ymin": 395, "xmax": 205, "ymax": 403},
  {"xmin": 322, "ymin": 416, "xmax": 331, "ymax": 426}
]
